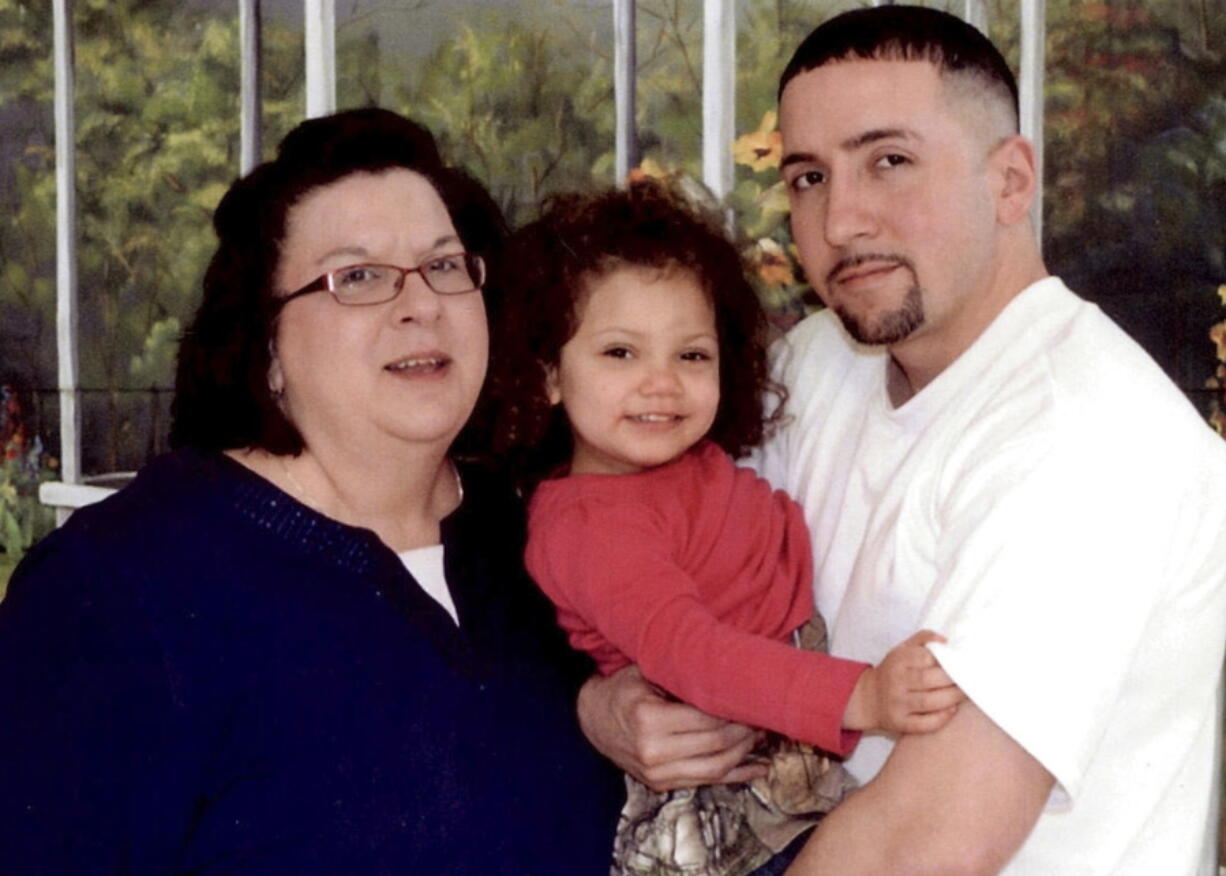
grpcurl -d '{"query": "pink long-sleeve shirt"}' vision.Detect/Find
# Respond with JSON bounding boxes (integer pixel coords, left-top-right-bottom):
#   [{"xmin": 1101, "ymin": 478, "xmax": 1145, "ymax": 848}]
[{"xmin": 526, "ymin": 441, "xmax": 867, "ymax": 756}]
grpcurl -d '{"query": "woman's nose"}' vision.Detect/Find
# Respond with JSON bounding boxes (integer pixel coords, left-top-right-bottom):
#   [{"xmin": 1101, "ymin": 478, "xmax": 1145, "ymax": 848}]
[{"xmin": 391, "ymin": 271, "xmax": 442, "ymax": 323}]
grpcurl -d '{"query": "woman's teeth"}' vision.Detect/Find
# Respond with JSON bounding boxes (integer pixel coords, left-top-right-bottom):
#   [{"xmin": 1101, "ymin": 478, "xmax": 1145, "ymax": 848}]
[{"xmin": 386, "ymin": 357, "xmax": 446, "ymax": 372}]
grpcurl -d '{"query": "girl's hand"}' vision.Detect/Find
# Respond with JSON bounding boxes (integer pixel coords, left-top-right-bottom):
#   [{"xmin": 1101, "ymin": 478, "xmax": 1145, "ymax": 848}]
[{"xmin": 843, "ymin": 630, "xmax": 964, "ymax": 734}]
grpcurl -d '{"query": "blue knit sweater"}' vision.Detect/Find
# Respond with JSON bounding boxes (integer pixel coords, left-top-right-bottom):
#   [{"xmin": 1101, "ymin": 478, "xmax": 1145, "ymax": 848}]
[{"xmin": 0, "ymin": 449, "xmax": 621, "ymax": 874}]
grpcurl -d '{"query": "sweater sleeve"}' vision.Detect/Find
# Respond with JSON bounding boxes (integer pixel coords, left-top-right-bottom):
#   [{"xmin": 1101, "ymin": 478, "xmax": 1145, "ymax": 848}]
[{"xmin": 527, "ymin": 498, "xmax": 866, "ymax": 756}]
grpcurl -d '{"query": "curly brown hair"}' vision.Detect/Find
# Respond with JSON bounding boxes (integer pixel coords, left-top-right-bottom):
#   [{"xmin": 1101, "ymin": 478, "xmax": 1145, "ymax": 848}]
[
  {"xmin": 170, "ymin": 108, "xmax": 507, "ymax": 459},
  {"xmin": 488, "ymin": 180, "xmax": 783, "ymax": 487}
]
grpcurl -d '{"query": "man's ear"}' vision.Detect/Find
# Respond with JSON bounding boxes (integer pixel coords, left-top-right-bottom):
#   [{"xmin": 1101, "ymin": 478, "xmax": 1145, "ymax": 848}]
[
  {"xmin": 544, "ymin": 363, "xmax": 562, "ymax": 406},
  {"xmin": 991, "ymin": 134, "xmax": 1038, "ymax": 227}
]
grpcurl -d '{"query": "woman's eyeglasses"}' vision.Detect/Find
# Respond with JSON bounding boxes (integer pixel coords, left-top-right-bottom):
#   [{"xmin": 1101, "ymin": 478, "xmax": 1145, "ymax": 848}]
[{"xmin": 277, "ymin": 252, "xmax": 485, "ymax": 307}]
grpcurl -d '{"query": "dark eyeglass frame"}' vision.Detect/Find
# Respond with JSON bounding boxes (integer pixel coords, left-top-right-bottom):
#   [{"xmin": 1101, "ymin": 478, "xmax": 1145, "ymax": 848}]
[{"xmin": 276, "ymin": 252, "xmax": 486, "ymax": 308}]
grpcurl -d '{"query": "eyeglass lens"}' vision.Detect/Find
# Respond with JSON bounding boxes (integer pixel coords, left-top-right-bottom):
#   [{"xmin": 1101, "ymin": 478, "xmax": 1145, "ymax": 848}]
[{"xmin": 331, "ymin": 254, "xmax": 483, "ymax": 304}]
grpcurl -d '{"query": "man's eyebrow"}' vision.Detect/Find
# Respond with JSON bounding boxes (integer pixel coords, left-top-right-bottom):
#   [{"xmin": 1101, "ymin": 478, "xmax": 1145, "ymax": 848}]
[
  {"xmin": 779, "ymin": 128, "xmax": 919, "ymax": 171},
  {"xmin": 841, "ymin": 127, "xmax": 918, "ymax": 150},
  {"xmin": 780, "ymin": 151, "xmax": 816, "ymax": 171}
]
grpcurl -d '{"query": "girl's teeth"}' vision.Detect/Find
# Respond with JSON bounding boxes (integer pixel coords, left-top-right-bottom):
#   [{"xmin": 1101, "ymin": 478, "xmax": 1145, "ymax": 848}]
[
  {"xmin": 387, "ymin": 358, "xmax": 443, "ymax": 371},
  {"xmin": 633, "ymin": 414, "xmax": 675, "ymax": 422}
]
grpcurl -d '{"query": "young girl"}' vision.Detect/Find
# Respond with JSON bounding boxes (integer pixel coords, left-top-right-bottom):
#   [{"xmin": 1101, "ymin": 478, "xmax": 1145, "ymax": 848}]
[{"xmin": 492, "ymin": 182, "xmax": 962, "ymax": 876}]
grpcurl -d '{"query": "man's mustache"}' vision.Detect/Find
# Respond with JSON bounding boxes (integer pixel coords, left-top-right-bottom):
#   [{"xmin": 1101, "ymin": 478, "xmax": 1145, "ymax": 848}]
[{"xmin": 826, "ymin": 253, "xmax": 914, "ymax": 286}]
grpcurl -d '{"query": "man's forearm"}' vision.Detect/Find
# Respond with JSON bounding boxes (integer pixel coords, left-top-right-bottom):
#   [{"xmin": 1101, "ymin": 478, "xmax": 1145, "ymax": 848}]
[
  {"xmin": 786, "ymin": 702, "xmax": 1054, "ymax": 875},
  {"xmin": 577, "ymin": 665, "xmax": 767, "ymax": 790}
]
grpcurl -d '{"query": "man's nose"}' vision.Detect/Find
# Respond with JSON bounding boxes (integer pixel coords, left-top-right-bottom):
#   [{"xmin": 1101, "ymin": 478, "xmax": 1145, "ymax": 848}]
[{"xmin": 823, "ymin": 174, "xmax": 877, "ymax": 248}]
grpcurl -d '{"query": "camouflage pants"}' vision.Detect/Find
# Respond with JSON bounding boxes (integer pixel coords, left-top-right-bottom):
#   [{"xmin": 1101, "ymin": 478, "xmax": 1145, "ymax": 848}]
[{"xmin": 610, "ymin": 616, "xmax": 858, "ymax": 876}]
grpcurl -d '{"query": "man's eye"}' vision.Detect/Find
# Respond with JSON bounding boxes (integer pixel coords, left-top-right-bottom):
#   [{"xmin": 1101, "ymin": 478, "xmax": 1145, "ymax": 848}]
[
  {"xmin": 875, "ymin": 153, "xmax": 910, "ymax": 169},
  {"xmin": 789, "ymin": 170, "xmax": 825, "ymax": 192}
]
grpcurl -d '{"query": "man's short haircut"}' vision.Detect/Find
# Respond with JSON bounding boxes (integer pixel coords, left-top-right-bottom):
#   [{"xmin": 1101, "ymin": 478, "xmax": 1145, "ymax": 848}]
[
  {"xmin": 169, "ymin": 108, "xmax": 507, "ymax": 457},
  {"xmin": 779, "ymin": 5, "xmax": 1019, "ymax": 132}
]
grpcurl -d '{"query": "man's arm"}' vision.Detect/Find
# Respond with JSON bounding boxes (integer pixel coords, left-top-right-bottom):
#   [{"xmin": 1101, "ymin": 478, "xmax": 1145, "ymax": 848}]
[
  {"xmin": 786, "ymin": 700, "xmax": 1054, "ymax": 875},
  {"xmin": 577, "ymin": 664, "xmax": 768, "ymax": 791}
]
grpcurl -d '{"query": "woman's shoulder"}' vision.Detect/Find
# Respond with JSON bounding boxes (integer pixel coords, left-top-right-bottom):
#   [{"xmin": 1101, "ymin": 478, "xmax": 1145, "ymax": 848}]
[
  {"xmin": 7, "ymin": 449, "xmax": 249, "ymax": 598},
  {"xmin": 58, "ymin": 449, "xmax": 236, "ymax": 539}
]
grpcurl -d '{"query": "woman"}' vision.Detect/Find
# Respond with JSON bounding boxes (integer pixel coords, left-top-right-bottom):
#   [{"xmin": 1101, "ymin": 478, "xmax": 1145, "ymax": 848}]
[{"xmin": 0, "ymin": 109, "xmax": 622, "ymax": 873}]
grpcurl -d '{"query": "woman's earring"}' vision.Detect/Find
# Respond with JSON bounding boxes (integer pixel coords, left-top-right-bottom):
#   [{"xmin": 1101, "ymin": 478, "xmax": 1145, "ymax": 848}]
[{"xmin": 268, "ymin": 340, "xmax": 285, "ymax": 400}]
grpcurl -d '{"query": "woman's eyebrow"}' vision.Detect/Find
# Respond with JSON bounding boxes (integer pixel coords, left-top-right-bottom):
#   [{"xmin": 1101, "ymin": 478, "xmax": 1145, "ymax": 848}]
[{"xmin": 315, "ymin": 245, "xmax": 369, "ymax": 265}]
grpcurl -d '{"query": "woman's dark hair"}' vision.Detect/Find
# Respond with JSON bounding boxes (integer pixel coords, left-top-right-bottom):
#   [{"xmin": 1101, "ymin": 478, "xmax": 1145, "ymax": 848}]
[
  {"xmin": 779, "ymin": 5, "xmax": 1019, "ymax": 131},
  {"xmin": 170, "ymin": 107, "xmax": 508, "ymax": 456},
  {"xmin": 488, "ymin": 180, "xmax": 782, "ymax": 487}
]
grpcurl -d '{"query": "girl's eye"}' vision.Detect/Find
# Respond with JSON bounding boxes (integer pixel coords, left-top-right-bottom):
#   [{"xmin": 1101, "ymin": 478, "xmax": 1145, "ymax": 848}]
[
  {"xmin": 789, "ymin": 169, "xmax": 825, "ymax": 192},
  {"xmin": 602, "ymin": 346, "xmax": 632, "ymax": 359},
  {"xmin": 680, "ymin": 350, "xmax": 713, "ymax": 362}
]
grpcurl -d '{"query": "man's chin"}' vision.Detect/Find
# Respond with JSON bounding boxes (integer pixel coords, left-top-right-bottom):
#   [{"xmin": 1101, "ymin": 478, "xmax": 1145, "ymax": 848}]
[{"xmin": 834, "ymin": 286, "xmax": 925, "ymax": 346}]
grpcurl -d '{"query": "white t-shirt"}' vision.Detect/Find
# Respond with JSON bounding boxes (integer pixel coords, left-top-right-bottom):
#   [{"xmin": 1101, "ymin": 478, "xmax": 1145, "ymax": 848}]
[{"xmin": 754, "ymin": 277, "xmax": 1226, "ymax": 874}]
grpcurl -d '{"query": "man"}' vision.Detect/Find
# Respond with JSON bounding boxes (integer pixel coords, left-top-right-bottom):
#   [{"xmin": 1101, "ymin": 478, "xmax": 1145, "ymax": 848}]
[{"xmin": 580, "ymin": 6, "xmax": 1226, "ymax": 874}]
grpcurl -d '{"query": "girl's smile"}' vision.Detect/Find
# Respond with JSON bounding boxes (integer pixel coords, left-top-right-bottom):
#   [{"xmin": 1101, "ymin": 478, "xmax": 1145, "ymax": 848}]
[{"xmin": 547, "ymin": 265, "xmax": 720, "ymax": 476}]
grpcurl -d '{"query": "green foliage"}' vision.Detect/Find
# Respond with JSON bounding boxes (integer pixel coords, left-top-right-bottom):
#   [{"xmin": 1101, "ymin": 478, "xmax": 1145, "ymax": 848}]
[
  {"xmin": 0, "ymin": 0, "xmax": 1222, "ymax": 492},
  {"xmin": 129, "ymin": 315, "xmax": 181, "ymax": 388},
  {"xmin": 0, "ymin": 387, "xmax": 56, "ymax": 598},
  {"xmin": 0, "ymin": 0, "xmax": 304, "ymax": 474},
  {"xmin": 394, "ymin": 6, "xmax": 614, "ymax": 225}
]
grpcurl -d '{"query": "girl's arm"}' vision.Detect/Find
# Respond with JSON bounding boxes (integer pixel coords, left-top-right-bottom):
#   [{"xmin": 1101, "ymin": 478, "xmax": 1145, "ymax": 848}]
[{"xmin": 531, "ymin": 501, "xmax": 866, "ymax": 754}]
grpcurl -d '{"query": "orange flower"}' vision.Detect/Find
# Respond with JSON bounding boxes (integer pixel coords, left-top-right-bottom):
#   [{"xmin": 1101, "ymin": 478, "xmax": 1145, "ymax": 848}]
[
  {"xmin": 752, "ymin": 238, "xmax": 796, "ymax": 288},
  {"xmin": 1211, "ymin": 320, "xmax": 1226, "ymax": 363},
  {"xmin": 733, "ymin": 111, "xmax": 783, "ymax": 172},
  {"xmin": 1080, "ymin": 3, "xmax": 1110, "ymax": 22},
  {"xmin": 627, "ymin": 158, "xmax": 671, "ymax": 185}
]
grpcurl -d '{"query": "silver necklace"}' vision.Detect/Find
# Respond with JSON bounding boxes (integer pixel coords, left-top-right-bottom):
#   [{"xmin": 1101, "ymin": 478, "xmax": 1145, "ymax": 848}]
[{"xmin": 279, "ymin": 456, "xmax": 463, "ymax": 513}]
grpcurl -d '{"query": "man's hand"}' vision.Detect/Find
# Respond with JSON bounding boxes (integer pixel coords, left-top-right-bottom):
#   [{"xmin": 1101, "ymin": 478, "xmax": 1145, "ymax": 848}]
[
  {"xmin": 843, "ymin": 630, "xmax": 964, "ymax": 733},
  {"xmin": 577, "ymin": 665, "xmax": 768, "ymax": 791}
]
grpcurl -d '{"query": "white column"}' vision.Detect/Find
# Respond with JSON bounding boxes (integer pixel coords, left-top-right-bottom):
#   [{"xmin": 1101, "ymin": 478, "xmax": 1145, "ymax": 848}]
[
  {"xmin": 304, "ymin": 0, "xmax": 336, "ymax": 118},
  {"xmin": 613, "ymin": 0, "xmax": 637, "ymax": 183},
  {"xmin": 1019, "ymin": 0, "xmax": 1046, "ymax": 240},
  {"xmin": 702, "ymin": 0, "xmax": 735, "ymax": 202},
  {"xmin": 52, "ymin": 0, "xmax": 81, "ymax": 524},
  {"xmin": 239, "ymin": 0, "xmax": 262, "ymax": 173},
  {"xmin": 963, "ymin": 0, "xmax": 989, "ymax": 34}
]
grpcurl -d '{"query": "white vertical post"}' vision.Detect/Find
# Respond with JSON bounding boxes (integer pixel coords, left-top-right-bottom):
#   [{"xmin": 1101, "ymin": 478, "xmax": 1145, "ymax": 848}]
[
  {"xmin": 239, "ymin": 0, "xmax": 262, "ymax": 173},
  {"xmin": 52, "ymin": 0, "xmax": 80, "ymax": 525},
  {"xmin": 963, "ymin": 0, "xmax": 988, "ymax": 34},
  {"xmin": 702, "ymin": 0, "xmax": 735, "ymax": 202},
  {"xmin": 304, "ymin": 0, "xmax": 335, "ymax": 118},
  {"xmin": 1019, "ymin": 0, "xmax": 1045, "ymax": 240},
  {"xmin": 613, "ymin": 0, "xmax": 637, "ymax": 183}
]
